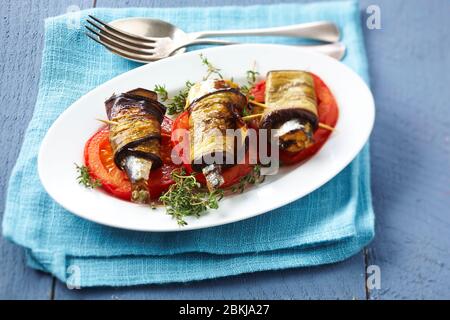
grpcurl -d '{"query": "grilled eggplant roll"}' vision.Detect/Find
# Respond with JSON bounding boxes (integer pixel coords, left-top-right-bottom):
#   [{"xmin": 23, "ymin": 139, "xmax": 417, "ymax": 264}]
[
  {"xmin": 186, "ymin": 80, "xmax": 248, "ymax": 191},
  {"xmin": 105, "ymin": 88, "xmax": 166, "ymax": 203},
  {"xmin": 260, "ymin": 70, "xmax": 318, "ymax": 153}
]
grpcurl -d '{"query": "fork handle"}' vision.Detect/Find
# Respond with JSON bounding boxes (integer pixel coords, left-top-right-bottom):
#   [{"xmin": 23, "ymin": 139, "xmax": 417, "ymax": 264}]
[
  {"xmin": 171, "ymin": 41, "xmax": 346, "ymax": 61},
  {"xmin": 170, "ymin": 39, "xmax": 238, "ymax": 54},
  {"xmin": 189, "ymin": 21, "xmax": 339, "ymax": 43}
]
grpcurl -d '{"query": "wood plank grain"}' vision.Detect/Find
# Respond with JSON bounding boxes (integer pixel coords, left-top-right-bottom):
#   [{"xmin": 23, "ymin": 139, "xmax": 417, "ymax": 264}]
[
  {"xmin": 51, "ymin": 0, "xmax": 367, "ymax": 300},
  {"xmin": 360, "ymin": 0, "xmax": 450, "ymax": 299},
  {"xmin": 0, "ymin": 0, "xmax": 93, "ymax": 299}
]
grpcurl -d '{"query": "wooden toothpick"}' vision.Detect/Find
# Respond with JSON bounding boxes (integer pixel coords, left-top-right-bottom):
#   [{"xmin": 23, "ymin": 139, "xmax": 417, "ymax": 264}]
[
  {"xmin": 318, "ymin": 123, "xmax": 335, "ymax": 131},
  {"xmin": 241, "ymin": 113, "xmax": 263, "ymax": 121},
  {"xmin": 248, "ymin": 100, "xmax": 268, "ymax": 109},
  {"xmin": 96, "ymin": 118, "xmax": 118, "ymax": 126}
]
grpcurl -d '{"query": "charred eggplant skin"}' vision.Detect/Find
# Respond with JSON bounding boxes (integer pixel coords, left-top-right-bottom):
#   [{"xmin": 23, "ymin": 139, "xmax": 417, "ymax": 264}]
[
  {"xmin": 105, "ymin": 91, "xmax": 165, "ymax": 123},
  {"xmin": 259, "ymin": 70, "xmax": 319, "ymax": 130},
  {"xmin": 187, "ymin": 87, "xmax": 248, "ymax": 173},
  {"xmin": 260, "ymin": 108, "xmax": 317, "ymax": 131},
  {"xmin": 105, "ymin": 88, "xmax": 166, "ymax": 170},
  {"xmin": 188, "ymin": 88, "xmax": 247, "ymax": 118}
]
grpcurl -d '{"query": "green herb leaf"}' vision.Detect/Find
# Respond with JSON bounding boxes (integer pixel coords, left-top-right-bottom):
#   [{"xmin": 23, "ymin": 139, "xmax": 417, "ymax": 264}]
[
  {"xmin": 240, "ymin": 67, "xmax": 260, "ymax": 117},
  {"xmin": 159, "ymin": 168, "xmax": 224, "ymax": 226},
  {"xmin": 240, "ymin": 68, "xmax": 260, "ymax": 96},
  {"xmin": 75, "ymin": 163, "xmax": 102, "ymax": 189},
  {"xmin": 242, "ymin": 105, "xmax": 251, "ymax": 117},
  {"xmin": 231, "ymin": 165, "xmax": 264, "ymax": 194},
  {"xmin": 246, "ymin": 69, "xmax": 259, "ymax": 84},
  {"xmin": 240, "ymin": 84, "xmax": 250, "ymax": 96},
  {"xmin": 200, "ymin": 54, "xmax": 223, "ymax": 80},
  {"xmin": 154, "ymin": 84, "xmax": 169, "ymax": 102},
  {"xmin": 166, "ymin": 80, "xmax": 194, "ymax": 115}
]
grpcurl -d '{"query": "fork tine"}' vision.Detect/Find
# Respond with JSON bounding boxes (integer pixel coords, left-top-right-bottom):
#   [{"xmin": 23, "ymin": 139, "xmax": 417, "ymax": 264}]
[
  {"xmin": 85, "ymin": 31, "xmax": 159, "ymax": 63},
  {"xmin": 86, "ymin": 18, "xmax": 156, "ymax": 49},
  {"xmin": 85, "ymin": 26, "xmax": 156, "ymax": 56},
  {"xmin": 85, "ymin": 24, "xmax": 156, "ymax": 52},
  {"xmin": 87, "ymin": 15, "xmax": 159, "ymax": 43}
]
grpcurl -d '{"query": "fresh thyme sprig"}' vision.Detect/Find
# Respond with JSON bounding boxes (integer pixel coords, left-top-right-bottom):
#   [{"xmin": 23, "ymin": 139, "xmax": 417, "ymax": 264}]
[
  {"xmin": 153, "ymin": 84, "xmax": 169, "ymax": 102},
  {"xmin": 246, "ymin": 69, "xmax": 259, "ymax": 87},
  {"xmin": 167, "ymin": 81, "xmax": 194, "ymax": 115},
  {"xmin": 240, "ymin": 67, "xmax": 260, "ymax": 116},
  {"xmin": 159, "ymin": 168, "xmax": 224, "ymax": 226},
  {"xmin": 200, "ymin": 53, "xmax": 223, "ymax": 80},
  {"xmin": 240, "ymin": 69, "xmax": 260, "ymax": 97},
  {"xmin": 231, "ymin": 165, "xmax": 265, "ymax": 194},
  {"xmin": 154, "ymin": 81, "xmax": 194, "ymax": 115},
  {"xmin": 75, "ymin": 163, "xmax": 102, "ymax": 189}
]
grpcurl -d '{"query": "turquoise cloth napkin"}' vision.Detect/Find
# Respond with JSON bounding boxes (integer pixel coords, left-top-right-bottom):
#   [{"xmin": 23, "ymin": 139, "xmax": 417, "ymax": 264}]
[{"xmin": 2, "ymin": 1, "xmax": 374, "ymax": 287}]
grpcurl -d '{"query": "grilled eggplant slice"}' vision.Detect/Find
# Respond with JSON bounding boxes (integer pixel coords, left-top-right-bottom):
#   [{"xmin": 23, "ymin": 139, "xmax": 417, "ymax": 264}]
[
  {"xmin": 105, "ymin": 88, "xmax": 166, "ymax": 203},
  {"xmin": 186, "ymin": 80, "xmax": 247, "ymax": 191},
  {"xmin": 260, "ymin": 70, "xmax": 318, "ymax": 153}
]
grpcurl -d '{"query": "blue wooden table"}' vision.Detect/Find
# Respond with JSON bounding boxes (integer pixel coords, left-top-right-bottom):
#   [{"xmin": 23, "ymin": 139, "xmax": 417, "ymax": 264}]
[{"xmin": 0, "ymin": 0, "xmax": 449, "ymax": 300}]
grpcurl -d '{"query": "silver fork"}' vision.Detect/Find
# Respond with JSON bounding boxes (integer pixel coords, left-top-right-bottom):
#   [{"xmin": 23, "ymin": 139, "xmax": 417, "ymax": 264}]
[{"xmin": 84, "ymin": 15, "xmax": 344, "ymax": 63}]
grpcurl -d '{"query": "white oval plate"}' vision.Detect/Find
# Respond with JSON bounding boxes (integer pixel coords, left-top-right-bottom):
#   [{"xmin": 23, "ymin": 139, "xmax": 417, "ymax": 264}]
[{"xmin": 38, "ymin": 44, "xmax": 374, "ymax": 232}]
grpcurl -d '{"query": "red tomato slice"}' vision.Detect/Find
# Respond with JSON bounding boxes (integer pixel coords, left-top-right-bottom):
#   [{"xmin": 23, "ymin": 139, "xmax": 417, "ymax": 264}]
[
  {"xmin": 220, "ymin": 152, "xmax": 253, "ymax": 188},
  {"xmin": 84, "ymin": 127, "xmax": 132, "ymax": 200},
  {"xmin": 148, "ymin": 134, "xmax": 180, "ymax": 198},
  {"xmin": 171, "ymin": 110, "xmax": 253, "ymax": 187},
  {"xmin": 250, "ymin": 80, "xmax": 266, "ymax": 103},
  {"xmin": 84, "ymin": 116, "xmax": 180, "ymax": 201}
]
